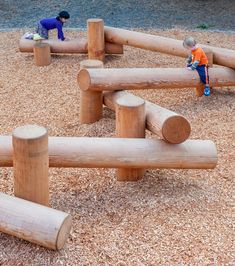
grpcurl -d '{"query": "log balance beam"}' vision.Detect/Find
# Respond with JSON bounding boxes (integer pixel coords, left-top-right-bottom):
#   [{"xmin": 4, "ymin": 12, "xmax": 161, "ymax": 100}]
[
  {"xmin": 0, "ymin": 136, "xmax": 217, "ymax": 169},
  {"xmin": 19, "ymin": 37, "xmax": 123, "ymax": 54},
  {"xmin": 77, "ymin": 67, "xmax": 235, "ymax": 91},
  {"xmin": 104, "ymin": 26, "xmax": 235, "ymax": 69},
  {"xmin": 0, "ymin": 192, "xmax": 72, "ymax": 250},
  {"xmin": 103, "ymin": 91, "xmax": 191, "ymax": 144}
]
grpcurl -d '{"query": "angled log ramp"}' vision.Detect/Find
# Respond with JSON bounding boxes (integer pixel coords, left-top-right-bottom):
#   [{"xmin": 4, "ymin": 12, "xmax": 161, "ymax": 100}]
[
  {"xmin": 0, "ymin": 136, "xmax": 217, "ymax": 169},
  {"xmin": 0, "ymin": 192, "xmax": 72, "ymax": 250},
  {"xmin": 104, "ymin": 26, "xmax": 235, "ymax": 69},
  {"xmin": 77, "ymin": 67, "xmax": 235, "ymax": 91},
  {"xmin": 19, "ymin": 37, "xmax": 123, "ymax": 54},
  {"xmin": 103, "ymin": 91, "xmax": 191, "ymax": 144}
]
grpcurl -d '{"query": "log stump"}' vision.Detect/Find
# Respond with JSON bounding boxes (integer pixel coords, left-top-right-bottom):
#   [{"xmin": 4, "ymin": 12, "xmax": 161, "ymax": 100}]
[{"xmin": 33, "ymin": 42, "xmax": 51, "ymax": 66}]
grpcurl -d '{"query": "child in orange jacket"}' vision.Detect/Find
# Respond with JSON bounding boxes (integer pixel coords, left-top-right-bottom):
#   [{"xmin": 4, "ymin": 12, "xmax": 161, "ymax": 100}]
[{"xmin": 183, "ymin": 37, "xmax": 210, "ymax": 96}]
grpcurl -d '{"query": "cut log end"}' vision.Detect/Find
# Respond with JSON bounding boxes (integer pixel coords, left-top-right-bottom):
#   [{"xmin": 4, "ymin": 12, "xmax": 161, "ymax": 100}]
[
  {"xmin": 116, "ymin": 94, "xmax": 145, "ymax": 108},
  {"xmin": 162, "ymin": 116, "xmax": 191, "ymax": 144},
  {"xmin": 87, "ymin": 18, "xmax": 104, "ymax": 23},
  {"xmin": 56, "ymin": 214, "xmax": 72, "ymax": 250},
  {"xmin": 80, "ymin": 59, "xmax": 104, "ymax": 69},
  {"xmin": 77, "ymin": 69, "xmax": 91, "ymax": 91},
  {"xmin": 13, "ymin": 124, "xmax": 47, "ymax": 140}
]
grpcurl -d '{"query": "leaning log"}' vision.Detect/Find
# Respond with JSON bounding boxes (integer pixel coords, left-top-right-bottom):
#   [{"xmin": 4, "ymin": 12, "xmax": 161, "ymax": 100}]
[
  {"xmin": 0, "ymin": 136, "xmax": 217, "ymax": 169},
  {"xmin": 77, "ymin": 67, "xmax": 235, "ymax": 91},
  {"xmin": 103, "ymin": 91, "xmax": 191, "ymax": 144},
  {"xmin": 104, "ymin": 26, "xmax": 235, "ymax": 69}
]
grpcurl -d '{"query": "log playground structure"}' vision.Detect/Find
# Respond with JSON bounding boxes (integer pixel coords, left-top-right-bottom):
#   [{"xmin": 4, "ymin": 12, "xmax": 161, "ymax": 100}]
[{"xmin": 6, "ymin": 17, "xmax": 234, "ymax": 250}]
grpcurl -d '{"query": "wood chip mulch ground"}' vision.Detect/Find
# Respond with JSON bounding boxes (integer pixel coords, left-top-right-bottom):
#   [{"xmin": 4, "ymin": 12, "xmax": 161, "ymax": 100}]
[{"xmin": 0, "ymin": 28, "xmax": 234, "ymax": 265}]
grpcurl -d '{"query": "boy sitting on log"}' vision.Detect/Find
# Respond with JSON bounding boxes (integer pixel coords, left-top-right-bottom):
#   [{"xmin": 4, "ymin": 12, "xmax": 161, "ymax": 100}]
[
  {"xmin": 25, "ymin": 11, "xmax": 70, "ymax": 41},
  {"xmin": 183, "ymin": 37, "xmax": 210, "ymax": 96}
]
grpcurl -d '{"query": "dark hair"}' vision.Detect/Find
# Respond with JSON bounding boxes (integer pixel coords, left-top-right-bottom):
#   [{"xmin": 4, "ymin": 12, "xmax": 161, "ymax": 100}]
[{"xmin": 58, "ymin": 11, "xmax": 70, "ymax": 19}]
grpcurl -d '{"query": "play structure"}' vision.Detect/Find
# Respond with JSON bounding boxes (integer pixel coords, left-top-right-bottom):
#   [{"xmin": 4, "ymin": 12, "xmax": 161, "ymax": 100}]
[{"xmin": 7, "ymin": 17, "xmax": 234, "ymax": 250}]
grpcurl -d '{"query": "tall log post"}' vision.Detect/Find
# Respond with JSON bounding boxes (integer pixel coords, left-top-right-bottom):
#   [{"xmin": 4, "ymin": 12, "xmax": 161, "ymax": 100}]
[
  {"xmin": 13, "ymin": 125, "xmax": 49, "ymax": 206},
  {"xmin": 79, "ymin": 59, "xmax": 104, "ymax": 124},
  {"xmin": 33, "ymin": 42, "xmax": 51, "ymax": 66},
  {"xmin": 87, "ymin": 19, "xmax": 105, "ymax": 61},
  {"xmin": 195, "ymin": 48, "xmax": 214, "ymax": 97},
  {"xmin": 0, "ymin": 192, "xmax": 72, "ymax": 250},
  {"xmin": 116, "ymin": 95, "xmax": 146, "ymax": 181}
]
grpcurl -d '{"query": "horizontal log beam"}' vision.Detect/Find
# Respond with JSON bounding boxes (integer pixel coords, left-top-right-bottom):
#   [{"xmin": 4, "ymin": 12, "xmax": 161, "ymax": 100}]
[
  {"xmin": 19, "ymin": 37, "xmax": 123, "ymax": 54},
  {"xmin": 0, "ymin": 192, "xmax": 72, "ymax": 250},
  {"xmin": 104, "ymin": 26, "xmax": 235, "ymax": 69},
  {"xmin": 77, "ymin": 67, "xmax": 235, "ymax": 91},
  {"xmin": 103, "ymin": 91, "xmax": 191, "ymax": 144},
  {"xmin": 0, "ymin": 136, "xmax": 217, "ymax": 169}
]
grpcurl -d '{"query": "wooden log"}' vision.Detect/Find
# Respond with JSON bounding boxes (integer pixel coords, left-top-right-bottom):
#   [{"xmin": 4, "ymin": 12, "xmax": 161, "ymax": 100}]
[
  {"xmin": 116, "ymin": 94, "xmax": 146, "ymax": 181},
  {"xmin": 0, "ymin": 136, "xmax": 217, "ymax": 169},
  {"xmin": 104, "ymin": 26, "xmax": 235, "ymax": 69},
  {"xmin": 87, "ymin": 19, "xmax": 105, "ymax": 61},
  {"xmin": 103, "ymin": 91, "xmax": 191, "ymax": 144},
  {"xmin": 79, "ymin": 59, "xmax": 104, "ymax": 124},
  {"xmin": 196, "ymin": 48, "xmax": 214, "ymax": 97},
  {"xmin": 33, "ymin": 42, "xmax": 51, "ymax": 66},
  {"xmin": 13, "ymin": 125, "xmax": 49, "ymax": 206},
  {"xmin": 19, "ymin": 37, "xmax": 123, "ymax": 54},
  {"xmin": 0, "ymin": 192, "xmax": 72, "ymax": 250},
  {"xmin": 77, "ymin": 67, "xmax": 235, "ymax": 92}
]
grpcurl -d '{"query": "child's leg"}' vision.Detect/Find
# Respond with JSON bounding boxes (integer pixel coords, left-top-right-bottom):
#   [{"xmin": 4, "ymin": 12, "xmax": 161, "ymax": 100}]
[
  {"xmin": 36, "ymin": 22, "xmax": 49, "ymax": 39},
  {"xmin": 196, "ymin": 65, "xmax": 210, "ymax": 96}
]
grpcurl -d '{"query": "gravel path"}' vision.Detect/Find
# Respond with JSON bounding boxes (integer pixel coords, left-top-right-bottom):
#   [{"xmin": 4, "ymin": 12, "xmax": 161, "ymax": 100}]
[{"xmin": 0, "ymin": 0, "xmax": 235, "ymax": 31}]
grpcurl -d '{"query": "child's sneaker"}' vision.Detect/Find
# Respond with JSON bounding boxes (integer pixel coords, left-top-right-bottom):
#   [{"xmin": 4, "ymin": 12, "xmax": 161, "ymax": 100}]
[
  {"xmin": 204, "ymin": 85, "xmax": 210, "ymax": 96},
  {"xmin": 24, "ymin": 32, "xmax": 34, "ymax": 40}
]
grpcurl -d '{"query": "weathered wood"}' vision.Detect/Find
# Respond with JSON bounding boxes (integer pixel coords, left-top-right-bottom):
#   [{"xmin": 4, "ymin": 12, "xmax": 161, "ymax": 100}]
[
  {"xmin": 0, "ymin": 136, "xmax": 217, "ymax": 169},
  {"xmin": 0, "ymin": 192, "xmax": 72, "ymax": 250},
  {"xmin": 103, "ymin": 91, "xmax": 191, "ymax": 144},
  {"xmin": 33, "ymin": 42, "xmax": 51, "ymax": 66},
  {"xmin": 196, "ymin": 48, "xmax": 214, "ymax": 97},
  {"xmin": 77, "ymin": 67, "xmax": 235, "ymax": 91},
  {"xmin": 104, "ymin": 26, "xmax": 235, "ymax": 68},
  {"xmin": 13, "ymin": 125, "xmax": 49, "ymax": 206},
  {"xmin": 87, "ymin": 19, "xmax": 105, "ymax": 61},
  {"xmin": 19, "ymin": 37, "xmax": 123, "ymax": 54},
  {"xmin": 79, "ymin": 59, "xmax": 104, "ymax": 124},
  {"xmin": 116, "ymin": 95, "xmax": 146, "ymax": 181}
]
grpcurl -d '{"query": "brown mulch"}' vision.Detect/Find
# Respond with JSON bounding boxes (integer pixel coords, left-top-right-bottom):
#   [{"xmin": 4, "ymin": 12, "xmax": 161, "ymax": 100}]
[{"xmin": 0, "ymin": 28, "xmax": 234, "ymax": 265}]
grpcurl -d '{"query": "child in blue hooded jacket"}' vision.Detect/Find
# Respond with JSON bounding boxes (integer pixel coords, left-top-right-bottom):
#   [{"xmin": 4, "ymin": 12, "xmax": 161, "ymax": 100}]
[{"xmin": 25, "ymin": 11, "xmax": 70, "ymax": 41}]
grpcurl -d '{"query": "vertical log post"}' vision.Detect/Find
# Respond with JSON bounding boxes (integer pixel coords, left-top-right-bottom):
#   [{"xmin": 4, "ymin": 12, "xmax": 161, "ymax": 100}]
[
  {"xmin": 116, "ymin": 95, "xmax": 146, "ymax": 181},
  {"xmin": 79, "ymin": 59, "xmax": 104, "ymax": 124},
  {"xmin": 33, "ymin": 42, "xmax": 51, "ymax": 66},
  {"xmin": 195, "ymin": 48, "xmax": 213, "ymax": 97},
  {"xmin": 87, "ymin": 19, "xmax": 105, "ymax": 62},
  {"xmin": 13, "ymin": 125, "xmax": 49, "ymax": 206}
]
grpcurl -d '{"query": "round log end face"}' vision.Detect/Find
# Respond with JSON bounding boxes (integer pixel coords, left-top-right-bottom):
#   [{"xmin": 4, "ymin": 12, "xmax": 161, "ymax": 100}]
[
  {"xmin": 162, "ymin": 116, "xmax": 191, "ymax": 144},
  {"xmin": 87, "ymin": 18, "xmax": 104, "ymax": 23},
  {"xmin": 56, "ymin": 214, "xmax": 72, "ymax": 250},
  {"xmin": 80, "ymin": 59, "xmax": 104, "ymax": 69},
  {"xmin": 116, "ymin": 94, "xmax": 145, "ymax": 108},
  {"xmin": 13, "ymin": 124, "xmax": 47, "ymax": 140},
  {"xmin": 77, "ymin": 69, "xmax": 91, "ymax": 91}
]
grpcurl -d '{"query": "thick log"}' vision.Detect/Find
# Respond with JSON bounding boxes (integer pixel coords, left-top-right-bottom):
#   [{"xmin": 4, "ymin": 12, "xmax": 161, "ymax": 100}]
[
  {"xmin": 104, "ymin": 26, "xmax": 235, "ymax": 69},
  {"xmin": 77, "ymin": 67, "xmax": 235, "ymax": 91},
  {"xmin": 33, "ymin": 42, "xmax": 51, "ymax": 66},
  {"xmin": 103, "ymin": 91, "xmax": 191, "ymax": 144},
  {"xmin": 87, "ymin": 19, "xmax": 105, "ymax": 61},
  {"xmin": 0, "ymin": 136, "xmax": 217, "ymax": 169},
  {"xmin": 19, "ymin": 37, "xmax": 123, "ymax": 54},
  {"xmin": 116, "ymin": 95, "xmax": 146, "ymax": 181},
  {"xmin": 0, "ymin": 192, "xmax": 72, "ymax": 250},
  {"xmin": 13, "ymin": 125, "xmax": 49, "ymax": 206},
  {"xmin": 79, "ymin": 59, "xmax": 104, "ymax": 124}
]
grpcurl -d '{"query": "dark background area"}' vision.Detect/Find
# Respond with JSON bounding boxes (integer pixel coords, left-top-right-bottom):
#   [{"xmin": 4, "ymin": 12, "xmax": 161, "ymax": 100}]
[{"xmin": 0, "ymin": 0, "xmax": 234, "ymax": 30}]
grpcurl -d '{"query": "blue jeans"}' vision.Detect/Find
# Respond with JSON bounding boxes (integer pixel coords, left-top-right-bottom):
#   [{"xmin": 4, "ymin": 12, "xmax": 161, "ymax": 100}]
[
  {"xmin": 196, "ymin": 65, "xmax": 209, "ymax": 85},
  {"xmin": 36, "ymin": 22, "xmax": 49, "ymax": 39}
]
